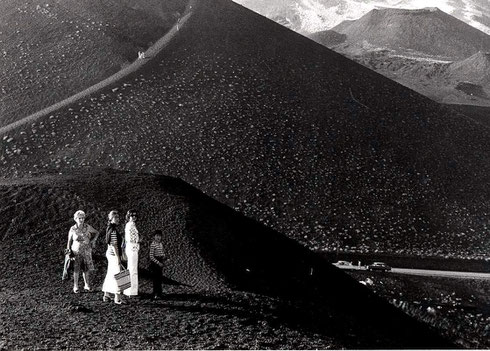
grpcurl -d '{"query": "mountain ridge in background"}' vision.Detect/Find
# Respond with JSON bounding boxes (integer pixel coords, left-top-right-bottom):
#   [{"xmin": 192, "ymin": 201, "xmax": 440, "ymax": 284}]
[
  {"xmin": 331, "ymin": 7, "xmax": 490, "ymax": 60},
  {"xmin": 237, "ymin": 0, "xmax": 490, "ymax": 106},
  {"xmin": 234, "ymin": 0, "xmax": 490, "ymax": 35},
  {"xmin": 308, "ymin": 7, "xmax": 490, "ymax": 106}
]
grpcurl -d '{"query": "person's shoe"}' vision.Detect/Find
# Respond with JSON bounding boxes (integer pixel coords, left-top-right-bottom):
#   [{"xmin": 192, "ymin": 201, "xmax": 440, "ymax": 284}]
[
  {"xmin": 114, "ymin": 294, "xmax": 123, "ymax": 304},
  {"xmin": 84, "ymin": 285, "xmax": 93, "ymax": 292},
  {"xmin": 73, "ymin": 287, "xmax": 80, "ymax": 294},
  {"xmin": 103, "ymin": 294, "xmax": 112, "ymax": 302}
]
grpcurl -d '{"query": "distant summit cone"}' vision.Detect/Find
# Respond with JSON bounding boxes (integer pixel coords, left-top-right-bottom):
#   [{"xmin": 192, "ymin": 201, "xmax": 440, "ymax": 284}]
[{"xmin": 333, "ymin": 7, "xmax": 490, "ymax": 59}]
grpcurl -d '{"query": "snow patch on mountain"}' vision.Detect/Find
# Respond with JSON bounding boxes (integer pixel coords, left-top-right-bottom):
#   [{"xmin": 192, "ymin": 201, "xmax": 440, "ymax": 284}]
[{"xmin": 390, "ymin": 54, "xmax": 453, "ymax": 64}]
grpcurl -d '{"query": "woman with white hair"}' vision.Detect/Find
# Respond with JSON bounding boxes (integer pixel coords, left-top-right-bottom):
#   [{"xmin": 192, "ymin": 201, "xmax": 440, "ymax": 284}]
[
  {"xmin": 102, "ymin": 210, "xmax": 124, "ymax": 304},
  {"xmin": 66, "ymin": 210, "xmax": 99, "ymax": 293}
]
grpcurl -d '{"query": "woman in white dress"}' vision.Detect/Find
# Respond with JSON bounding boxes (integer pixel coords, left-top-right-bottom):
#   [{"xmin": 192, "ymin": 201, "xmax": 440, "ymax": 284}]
[
  {"xmin": 102, "ymin": 210, "xmax": 124, "ymax": 304},
  {"xmin": 123, "ymin": 209, "xmax": 140, "ymax": 297}
]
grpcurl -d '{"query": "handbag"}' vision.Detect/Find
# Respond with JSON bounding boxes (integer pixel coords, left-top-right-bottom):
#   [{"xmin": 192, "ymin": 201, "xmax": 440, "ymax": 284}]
[
  {"xmin": 114, "ymin": 265, "xmax": 131, "ymax": 291},
  {"xmin": 62, "ymin": 251, "xmax": 74, "ymax": 281}
]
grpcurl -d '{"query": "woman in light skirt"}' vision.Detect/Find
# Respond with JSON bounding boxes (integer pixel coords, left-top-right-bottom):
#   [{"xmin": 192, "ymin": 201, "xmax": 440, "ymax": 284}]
[
  {"xmin": 123, "ymin": 209, "xmax": 140, "ymax": 297},
  {"xmin": 102, "ymin": 210, "xmax": 124, "ymax": 304}
]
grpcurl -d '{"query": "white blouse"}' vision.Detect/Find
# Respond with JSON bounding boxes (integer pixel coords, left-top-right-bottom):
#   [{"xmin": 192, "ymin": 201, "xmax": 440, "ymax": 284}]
[{"xmin": 125, "ymin": 221, "xmax": 140, "ymax": 251}]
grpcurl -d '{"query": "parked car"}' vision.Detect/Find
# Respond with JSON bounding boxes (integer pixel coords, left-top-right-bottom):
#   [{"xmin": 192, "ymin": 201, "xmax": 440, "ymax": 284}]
[
  {"xmin": 333, "ymin": 260, "xmax": 358, "ymax": 270},
  {"xmin": 367, "ymin": 262, "xmax": 391, "ymax": 272}
]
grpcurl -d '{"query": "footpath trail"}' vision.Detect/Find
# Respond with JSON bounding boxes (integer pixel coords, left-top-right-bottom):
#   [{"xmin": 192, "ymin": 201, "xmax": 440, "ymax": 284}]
[{"xmin": 0, "ymin": 0, "xmax": 196, "ymax": 137}]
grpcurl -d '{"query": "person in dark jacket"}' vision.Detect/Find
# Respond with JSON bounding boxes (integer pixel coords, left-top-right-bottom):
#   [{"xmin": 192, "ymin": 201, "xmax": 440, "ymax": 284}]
[{"xmin": 102, "ymin": 210, "xmax": 124, "ymax": 304}]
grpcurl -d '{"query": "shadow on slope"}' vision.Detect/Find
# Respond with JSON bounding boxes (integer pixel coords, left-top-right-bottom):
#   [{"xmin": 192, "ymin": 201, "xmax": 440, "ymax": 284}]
[
  {"xmin": 1, "ymin": 0, "xmax": 489, "ymax": 259},
  {"xmin": 0, "ymin": 169, "xmax": 453, "ymax": 349}
]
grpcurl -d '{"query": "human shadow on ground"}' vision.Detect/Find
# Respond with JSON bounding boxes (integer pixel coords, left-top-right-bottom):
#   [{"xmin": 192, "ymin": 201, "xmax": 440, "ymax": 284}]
[
  {"xmin": 138, "ymin": 268, "xmax": 193, "ymax": 287},
  {"xmin": 136, "ymin": 290, "xmax": 374, "ymax": 348}
]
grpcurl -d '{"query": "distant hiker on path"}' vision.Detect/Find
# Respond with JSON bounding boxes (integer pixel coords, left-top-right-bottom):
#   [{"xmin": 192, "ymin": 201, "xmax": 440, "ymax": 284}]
[
  {"xmin": 66, "ymin": 210, "xmax": 99, "ymax": 293},
  {"xmin": 149, "ymin": 230, "xmax": 165, "ymax": 300},
  {"xmin": 102, "ymin": 210, "xmax": 124, "ymax": 304},
  {"xmin": 138, "ymin": 51, "xmax": 146, "ymax": 59},
  {"xmin": 175, "ymin": 11, "xmax": 182, "ymax": 31},
  {"xmin": 123, "ymin": 210, "xmax": 140, "ymax": 298}
]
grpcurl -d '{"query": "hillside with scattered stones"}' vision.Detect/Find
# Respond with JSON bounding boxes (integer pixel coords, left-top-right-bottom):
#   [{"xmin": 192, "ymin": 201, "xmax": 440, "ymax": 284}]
[
  {"xmin": 0, "ymin": 0, "xmax": 489, "ymax": 259},
  {"xmin": 0, "ymin": 0, "xmax": 186, "ymax": 127}
]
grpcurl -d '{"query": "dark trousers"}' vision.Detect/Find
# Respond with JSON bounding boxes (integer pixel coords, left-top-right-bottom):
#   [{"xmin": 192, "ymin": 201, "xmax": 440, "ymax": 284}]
[{"xmin": 150, "ymin": 262, "xmax": 163, "ymax": 296}]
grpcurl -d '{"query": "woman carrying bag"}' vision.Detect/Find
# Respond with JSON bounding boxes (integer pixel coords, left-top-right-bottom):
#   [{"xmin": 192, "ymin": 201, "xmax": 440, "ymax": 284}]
[{"xmin": 102, "ymin": 210, "xmax": 125, "ymax": 305}]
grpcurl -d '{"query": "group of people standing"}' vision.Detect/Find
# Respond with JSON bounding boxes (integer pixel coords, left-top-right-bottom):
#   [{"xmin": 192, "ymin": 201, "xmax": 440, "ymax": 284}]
[{"xmin": 66, "ymin": 209, "xmax": 165, "ymax": 304}]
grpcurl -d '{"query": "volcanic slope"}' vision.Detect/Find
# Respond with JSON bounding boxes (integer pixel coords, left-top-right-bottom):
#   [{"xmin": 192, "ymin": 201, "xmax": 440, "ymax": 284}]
[
  {"xmin": 0, "ymin": 169, "xmax": 454, "ymax": 349},
  {"xmin": 449, "ymin": 103, "xmax": 490, "ymax": 128},
  {"xmin": 0, "ymin": 0, "xmax": 186, "ymax": 127},
  {"xmin": 309, "ymin": 30, "xmax": 347, "ymax": 47},
  {"xmin": 326, "ymin": 50, "xmax": 490, "ymax": 106},
  {"xmin": 332, "ymin": 7, "xmax": 490, "ymax": 59},
  {"xmin": 448, "ymin": 51, "xmax": 490, "ymax": 85},
  {"xmin": 1, "ymin": 0, "xmax": 490, "ymax": 258},
  {"xmin": 309, "ymin": 11, "xmax": 490, "ymax": 105}
]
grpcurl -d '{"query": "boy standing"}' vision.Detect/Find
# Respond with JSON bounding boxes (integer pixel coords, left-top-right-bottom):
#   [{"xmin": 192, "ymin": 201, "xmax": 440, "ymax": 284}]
[{"xmin": 149, "ymin": 230, "xmax": 165, "ymax": 299}]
